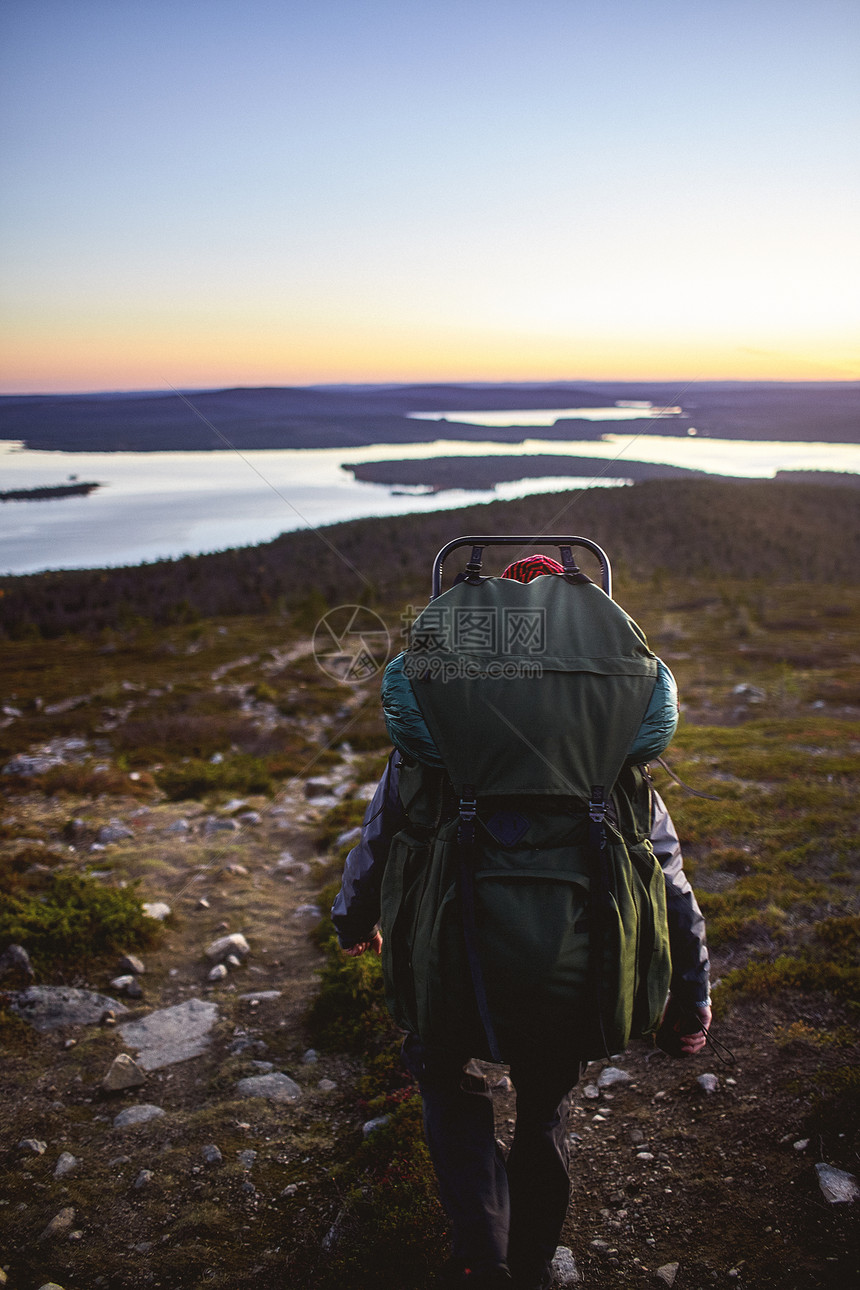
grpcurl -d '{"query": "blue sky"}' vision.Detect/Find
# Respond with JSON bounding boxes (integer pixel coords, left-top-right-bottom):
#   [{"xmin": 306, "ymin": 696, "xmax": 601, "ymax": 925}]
[{"xmin": 1, "ymin": 0, "xmax": 858, "ymax": 391}]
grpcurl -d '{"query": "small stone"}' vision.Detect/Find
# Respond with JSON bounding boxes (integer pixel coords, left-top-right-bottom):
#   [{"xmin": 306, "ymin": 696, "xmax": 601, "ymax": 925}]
[
  {"xmin": 637, "ymin": 1152, "xmax": 655, "ymax": 1161},
  {"xmin": 113, "ymin": 1104, "xmax": 166, "ymax": 1128},
  {"xmin": 134, "ymin": 1169, "xmax": 153, "ymax": 1189},
  {"xmin": 238, "ymin": 1150, "xmax": 257, "ymax": 1168},
  {"xmin": 318, "ymin": 1078, "xmax": 337, "ymax": 1092},
  {"xmin": 597, "ymin": 1066, "xmax": 631, "ymax": 1088},
  {"xmin": 362, "ymin": 1115, "xmax": 390, "ymax": 1137},
  {"xmin": 203, "ymin": 816, "xmax": 239, "ymax": 833},
  {"xmin": 197, "ymin": 897, "xmax": 210, "ymax": 908},
  {"xmin": 237, "ymin": 811, "xmax": 261, "ymax": 826},
  {"xmin": 494, "ymin": 1075, "xmax": 513, "ymax": 1092},
  {"xmin": 582, "ymin": 1084, "xmax": 601, "ymax": 1099},
  {"xmin": 38, "ymin": 1284, "xmax": 67, "ymax": 1290},
  {"xmin": 793, "ymin": 1138, "xmax": 810, "ymax": 1151},
  {"xmin": 206, "ymin": 932, "xmax": 250, "ymax": 962},
  {"xmin": 19, "ymin": 1138, "xmax": 47, "ymax": 1154},
  {"xmin": 225, "ymin": 862, "xmax": 249, "ymax": 876},
  {"xmin": 117, "ymin": 954, "xmax": 145, "ymax": 975},
  {"xmin": 282, "ymin": 1183, "xmax": 298, "ymax": 1196},
  {"xmin": 208, "ymin": 964, "xmax": 228, "ymax": 982},
  {"xmin": 97, "ymin": 822, "xmax": 134, "ymax": 844},
  {"xmin": 656, "ymin": 1263, "xmax": 680, "ymax": 1287},
  {"xmin": 39, "ymin": 1206, "xmax": 76, "ymax": 1241},
  {"xmin": 236, "ymin": 1072, "xmax": 301, "ymax": 1102},
  {"xmin": 697, "ymin": 1073, "xmax": 719, "ymax": 1094},
  {"xmin": 294, "ymin": 903, "xmax": 322, "ymax": 920},
  {"xmin": 142, "ymin": 902, "xmax": 171, "ymax": 921},
  {"xmin": 226, "ymin": 954, "xmax": 242, "ymax": 968},
  {"xmin": 53, "ymin": 1152, "xmax": 80, "ymax": 1179},
  {"xmin": 202, "ymin": 1144, "xmax": 223, "ymax": 1164},
  {"xmin": 815, "ymin": 1162, "xmax": 860, "ymax": 1204},
  {"xmin": 303, "ymin": 1048, "xmax": 319, "ymax": 1064},
  {"xmin": 551, "ymin": 1244, "xmax": 582, "ymax": 1285},
  {"xmin": 335, "ymin": 826, "xmax": 362, "ymax": 848},
  {"xmin": 102, "ymin": 1053, "xmax": 146, "ymax": 1092},
  {"xmin": 166, "ymin": 818, "xmax": 191, "ymax": 834}
]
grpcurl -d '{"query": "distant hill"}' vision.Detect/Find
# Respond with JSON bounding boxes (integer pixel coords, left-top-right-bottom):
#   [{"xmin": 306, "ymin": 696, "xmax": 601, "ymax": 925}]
[
  {"xmin": 0, "ymin": 381, "xmax": 856, "ymax": 451},
  {"xmin": 2, "ymin": 477, "xmax": 858, "ymax": 639}
]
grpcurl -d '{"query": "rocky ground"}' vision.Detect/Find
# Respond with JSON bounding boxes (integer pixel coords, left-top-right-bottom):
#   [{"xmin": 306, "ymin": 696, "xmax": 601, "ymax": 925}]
[{"xmin": 1, "ymin": 620, "xmax": 858, "ymax": 1290}]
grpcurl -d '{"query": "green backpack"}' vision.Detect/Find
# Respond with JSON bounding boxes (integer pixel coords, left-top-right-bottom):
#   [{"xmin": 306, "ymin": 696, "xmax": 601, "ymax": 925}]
[{"xmin": 379, "ymin": 573, "xmax": 673, "ymax": 1063}]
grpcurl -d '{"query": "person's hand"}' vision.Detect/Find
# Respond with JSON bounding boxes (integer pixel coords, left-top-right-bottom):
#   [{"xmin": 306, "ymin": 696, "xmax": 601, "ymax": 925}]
[
  {"xmin": 342, "ymin": 930, "xmax": 383, "ymax": 957},
  {"xmin": 678, "ymin": 1004, "xmax": 712, "ymax": 1055}
]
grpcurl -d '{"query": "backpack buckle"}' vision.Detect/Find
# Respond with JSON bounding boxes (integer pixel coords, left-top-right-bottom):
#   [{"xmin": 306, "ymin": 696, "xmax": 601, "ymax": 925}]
[{"xmin": 457, "ymin": 786, "xmax": 477, "ymax": 846}]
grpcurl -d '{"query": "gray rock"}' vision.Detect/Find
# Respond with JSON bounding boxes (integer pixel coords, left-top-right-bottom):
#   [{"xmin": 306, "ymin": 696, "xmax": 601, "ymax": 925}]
[
  {"xmin": 19, "ymin": 1138, "xmax": 47, "ymax": 1154},
  {"xmin": 142, "ymin": 901, "xmax": 171, "ymax": 921},
  {"xmin": 236, "ymin": 1072, "xmax": 301, "ymax": 1103},
  {"xmin": 53, "ymin": 1152, "xmax": 80, "ymax": 1179},
  {"xmin": 597, "ymin": 1066, "xmax": 631, "ymax": 1088},
  {"xmin": 238, "ymin": 990, "xmax": 281, "ymax": 1002},
  {"xmin": 117, "ymin": 954, "xmax": 145, "ymax": 975},
  {"xmin": 551, "ymin": 1245, "xmax": 582, "ymax": 1285},
  {"xmin": 294, "ymin": 903, "xmax": 323, "ymax": 921},
  {"xmin": 38, "ymin": 1284, "xmax": 67, "ymax": 1290},
  {"xmin": 201, "ymin": 1144, "xmax": 223, "ymax": 1164},
  {"xmin": 697, "ymin": 1073, "xmax": 720, "ymax": 1094},
  {"xmin": 38, "ymin": 1206, "xmax": 76, "ymax": 1241},
  {"xmin": 118, "ymin": 998, "xmax": 219, "ymax": 1070},
  {"xmin": 303, "ymin": 1048, "xmax": 319, "ymax": 1064},
  {"xmin": 97, "ymin": 822, "xmax": 134, "ymax": 844},
  {"xmin": 165, "ymin": 819, "xmax": 191, "ymax": 834},
  {"xmin": 656, "ymin": 1264, "xmax": 680, "ymax": 1286},
  {"xmin": 582, "ymin": 1084, "xmax": 601, "ymax": 1099},
  {"xmin": 134, "ymin": 1169, "xmax": 153, "ymax": 1189},
  {"xmin": 206, "ymin": 932, "xmax": 250, "ymax": 962},
  {"xmin": 208, "ymin": 963, "xmax": 228, "ymax": 982},
  {"xmin": 113, "ymin": 1104, "xmax": 165, "ymax": 1128},
  {"xmin": 102, "ymin": 1053, "xmax": 146, "ymax": 1092},
  {"xmin": 11, "ymin": 986, "xmax": 128, "ymax": 1031},
  {"xmin": 815, "ymin": 1162, "xmax": 860, "ymax": 1204},
  {"xmin": 4, "ymin": 753, "xmax": 66, "ymax": 776},
  {"xmin": 204, "ymin": 816, "xmax": 239, "ymax": 833},
  {"xmin": 238, "ymin": 1149, "xmax": 257, "ymax": 1168},
  {"xmin": 318, "ymin": 1078, "xmax": 338, "ymax": 1092},
  {"xmin": 362, "ymin": 1115, "xmax": 390, "ymax": 1137},
  {"xmin": 0, "ymin": 943, "xmax": 35, "ymax": 982},
  {"xmin": 237, "ymin": 811, "xmax": 262, "ymax": 826}
]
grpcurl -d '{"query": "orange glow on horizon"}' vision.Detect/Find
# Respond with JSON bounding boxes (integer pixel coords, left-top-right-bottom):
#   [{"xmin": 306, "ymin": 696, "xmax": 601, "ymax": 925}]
[{"xmin": 0, "ymin": 317, "xmax": 857, "ymax": 394}]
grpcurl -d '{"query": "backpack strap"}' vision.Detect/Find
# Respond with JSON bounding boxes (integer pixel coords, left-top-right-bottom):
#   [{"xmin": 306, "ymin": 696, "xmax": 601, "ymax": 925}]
[
  {"xmin": 457, "ymin": 785, "xmax": 502, "ymax": 1063},
  {"xmin": 588, "ymin": 784, "xmax": 612, "ymax": 1058}
]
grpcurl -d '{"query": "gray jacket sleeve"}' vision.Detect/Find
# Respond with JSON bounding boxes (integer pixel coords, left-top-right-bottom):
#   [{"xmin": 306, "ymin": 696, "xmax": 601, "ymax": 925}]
[
  {"xmin": 651, "ymin": 789, "xmax": 711, "ymax": 1006},
  {"xmin": 331, "ymin": 753, "xmax": 404, "ymax": 949}
]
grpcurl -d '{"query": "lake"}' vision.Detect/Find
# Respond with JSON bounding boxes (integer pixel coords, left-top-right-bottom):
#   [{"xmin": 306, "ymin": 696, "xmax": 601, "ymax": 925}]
[{"xmin": 2, "ymin": 432, "xmax": 859, "ymax": 576}]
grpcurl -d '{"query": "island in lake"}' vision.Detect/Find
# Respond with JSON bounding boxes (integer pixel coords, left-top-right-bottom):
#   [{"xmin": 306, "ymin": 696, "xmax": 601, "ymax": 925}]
[
  {"xmin": 0, "ymin": 481, "xmax": 102, "ymax": 503},
  {"xmin": 342, "ymin": 454, "xmax": 715, "ymax": 493}
]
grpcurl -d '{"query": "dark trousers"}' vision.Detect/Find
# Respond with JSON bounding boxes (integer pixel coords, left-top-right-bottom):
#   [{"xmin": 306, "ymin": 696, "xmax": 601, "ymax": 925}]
[{"xmin": 402, "ymin": 1034, "xmax": 584, "ymax": 1279}]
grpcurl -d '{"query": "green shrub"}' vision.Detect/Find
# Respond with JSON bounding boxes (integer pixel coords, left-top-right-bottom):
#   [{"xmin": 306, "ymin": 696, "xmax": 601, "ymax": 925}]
[
  {"xmin": 155, "ymin": 755, "xmax": 274, "ymax": 801},
  {"xmin": 0, "ymin": 870, "xmax": 159, "ymax": 970}
]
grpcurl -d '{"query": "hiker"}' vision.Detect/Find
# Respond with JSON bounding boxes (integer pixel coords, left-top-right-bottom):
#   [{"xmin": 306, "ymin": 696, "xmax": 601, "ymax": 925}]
[{"xmin": 332, "ymin": 553, "xmax": 710, "ymax": 1290}]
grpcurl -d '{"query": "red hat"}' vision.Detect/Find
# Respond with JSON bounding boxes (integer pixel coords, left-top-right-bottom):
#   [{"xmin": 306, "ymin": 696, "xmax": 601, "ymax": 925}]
[{"xmin": 501, "ymin": 554, "xmax": 564, "ymax": 582}]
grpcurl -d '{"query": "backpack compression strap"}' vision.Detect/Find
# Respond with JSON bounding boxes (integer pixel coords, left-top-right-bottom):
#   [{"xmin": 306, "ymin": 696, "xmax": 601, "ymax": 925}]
[
  {"xmin": 588, "ymin": 784, "xmax": 612, "ymax": 1058},
  {"xmin": 457, "ymin": 786, "xmax": 502, "ymax": 1063}
]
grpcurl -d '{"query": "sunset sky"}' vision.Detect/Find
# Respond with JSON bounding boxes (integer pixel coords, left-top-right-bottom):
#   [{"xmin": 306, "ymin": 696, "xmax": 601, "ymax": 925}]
[{"xmin": 1, "ymin": 0, "xmax": 858, "ymax": 393}]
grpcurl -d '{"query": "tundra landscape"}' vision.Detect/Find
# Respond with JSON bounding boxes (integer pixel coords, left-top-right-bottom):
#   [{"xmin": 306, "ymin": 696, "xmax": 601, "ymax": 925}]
[{"xmin": 1, "ymin": 475, "xmax": 859, "ymax": 1290}]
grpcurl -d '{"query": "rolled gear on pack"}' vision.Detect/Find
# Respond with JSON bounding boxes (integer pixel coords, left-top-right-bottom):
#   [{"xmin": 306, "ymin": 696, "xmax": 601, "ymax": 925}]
[{"xmin": 379, "ymin": 569, "xmax": 677, "ymax": 1064}]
